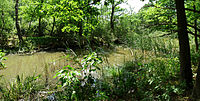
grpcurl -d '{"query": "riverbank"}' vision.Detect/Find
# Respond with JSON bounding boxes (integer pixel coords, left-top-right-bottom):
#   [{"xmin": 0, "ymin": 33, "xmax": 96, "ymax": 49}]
[
  {"xmin": 0, "ymin": 45, "xmax": 192, "ymax": 100},
  {"xmin": 0, "ymin": 46, "xmax": 135, "ymax": 80}
]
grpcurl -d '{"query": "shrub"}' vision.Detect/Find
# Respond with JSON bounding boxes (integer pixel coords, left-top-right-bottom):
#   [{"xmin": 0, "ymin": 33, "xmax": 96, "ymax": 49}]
[{"xmin": 54, "ymin": 52, "xmax": 108, "ymax": 100}]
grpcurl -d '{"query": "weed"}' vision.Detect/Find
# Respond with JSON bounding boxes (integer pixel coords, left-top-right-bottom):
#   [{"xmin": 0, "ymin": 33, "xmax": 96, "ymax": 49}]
[
  {"xmin": 0, "ymin": 50, "xmax": 6, "ymax": 69},
  {"xmin": 99, "ymin": 57, "xmax": 184, "ymax": 100},
  {"xmin": 0, "ymin": 74, "xmax": 44, "ymax": 100},
  {"xmin": 54, "ymin": 52, "xmax": 108, "ymax": 100}
]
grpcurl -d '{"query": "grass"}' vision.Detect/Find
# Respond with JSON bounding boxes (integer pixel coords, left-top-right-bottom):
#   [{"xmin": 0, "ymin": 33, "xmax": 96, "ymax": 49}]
[
  {"xmin": 48, "ymin": 44, "xmax": 186, "ymax": 100},
  {"xmin": 0, "ymin": 74, "xmax": 45, "ymax": 100},
  {"xmin": 99, "ymin": 54, "xmax": 184, "ymax": 100},
  {"xmin": 0, "ymin": 31, "xmax": 198, "ymax": 100}
]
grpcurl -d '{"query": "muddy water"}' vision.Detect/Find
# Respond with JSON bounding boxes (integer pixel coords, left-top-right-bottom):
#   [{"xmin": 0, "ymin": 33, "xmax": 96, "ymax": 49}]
[
  {"xmin": 0, "ymin": 47, "xmax": 139, "ymax": 81},
  {"xmin": 0, "ymin": 52, "xmax": 69, "ymax": 81},
  {"xmin": 102, "ymin": 46, "xmax": 134, "ymax": 66}
]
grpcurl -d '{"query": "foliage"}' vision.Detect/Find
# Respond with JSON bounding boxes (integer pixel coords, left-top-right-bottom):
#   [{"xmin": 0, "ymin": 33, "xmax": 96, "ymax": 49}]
[
  {"xmin": 0, "ymin": 0, "xmax": 15, "ymax": 48},
  {"xmin": 54, "ymin": 52, "xmax": 107, "ymax": 100},
  {"xmin": 52, "ymin": 48, "xmax": 185, "ymax": 100},
  {"xmin": 126, "ymin": 32, "xmax": 179, "ymax": 57},
  {"xmin": 55, "ymin": 65, "xmax": 81, "ymax": 87},
  {"xmin": 0, "ymin": 75, "xmax": 44, "ymax": 100},
  {"xmin": 0, "ymin": 50, "xmax": 6, "ymax": 69},
  {"xmin": 81, "ymin": 52, "xmax": 102, "ymax": 72},
  {"xmin": 139, "ymin": 0, "xmax": 177, "ymax": 33},
  {"xmin": 100, "ymin": 57, "xmax": 184, "ymax": 100},
  {"xmin": 1, "ymin": 0, "xmax": 200, "ymax": 100}
]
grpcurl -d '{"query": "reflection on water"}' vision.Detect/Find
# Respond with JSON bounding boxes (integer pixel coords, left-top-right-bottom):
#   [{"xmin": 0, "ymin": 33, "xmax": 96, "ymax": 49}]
[
  {"xmin": 102, "ymin": 46, "xmax": 134, "ymax": 67},
  {"xmin": 0, "ymin": 47, "xmax": 139, "ymax": 81},
  {"xmin": 0, "ymin": 52, "xmax": 68, "ymax": 81}
]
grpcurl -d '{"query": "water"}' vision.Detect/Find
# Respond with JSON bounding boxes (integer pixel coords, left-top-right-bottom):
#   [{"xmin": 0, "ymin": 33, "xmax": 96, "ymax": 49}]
[
  {"xmin": 0, "ymin": 52, "xmax": 68, "ymax": 81},
  {"xmin": 0, "ymin": 47, "xmax": 138, "ymax": 81}
]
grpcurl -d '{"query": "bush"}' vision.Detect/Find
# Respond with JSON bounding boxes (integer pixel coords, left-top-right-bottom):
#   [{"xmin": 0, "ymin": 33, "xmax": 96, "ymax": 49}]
[{"xmin": 54, "ymin": 52, "xmax": 108, "ymax": 100}]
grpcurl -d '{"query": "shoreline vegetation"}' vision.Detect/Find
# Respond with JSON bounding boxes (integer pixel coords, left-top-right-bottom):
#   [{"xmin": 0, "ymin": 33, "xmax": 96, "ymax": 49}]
[{"xmin": 1, "ymin": 0, "xmax": 200, "ymax": 100}]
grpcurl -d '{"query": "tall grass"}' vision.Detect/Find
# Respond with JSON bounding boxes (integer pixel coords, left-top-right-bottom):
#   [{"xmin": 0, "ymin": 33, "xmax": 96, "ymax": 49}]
[
  {"xmin": 0, "ymin": 30, "xmax": 194, "ymax": 100},
  {"xmin": 99, "ymin": 57, "xmax": 184, "ymax": 100},
  {"xmin": 0, "ymin": 75, "xmax": 45, "ymax": 100},
  {"xmin": 126, "ymin": 32, "xmax": 179, "ymax": 58}
]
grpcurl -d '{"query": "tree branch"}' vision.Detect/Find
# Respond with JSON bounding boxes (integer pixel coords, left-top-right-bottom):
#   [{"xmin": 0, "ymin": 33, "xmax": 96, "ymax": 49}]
[
  {"xmin": 185, "ymin": 8, "xmax": 200, "ymax": 14},
  {"xmin": 144, "ymin": 22, "xmax": 177, "ymax": 28},
  {"xmin": 143, "ymin": 4, "xmax": 176, "ymax": 10},
  {"xmin": 187, "ymin": 24, "xmax": 200, "ymax": 32},
  {"xmin": 143, "ymin": 4, "xmax": 200, "ymax": 14},
  {"xmin": 158, "ymin": 32, "xmax": 176, "ymax": 37},
  {"xmin": 188, "ymin": 31, "xmax": 200, "ymax": 38}
]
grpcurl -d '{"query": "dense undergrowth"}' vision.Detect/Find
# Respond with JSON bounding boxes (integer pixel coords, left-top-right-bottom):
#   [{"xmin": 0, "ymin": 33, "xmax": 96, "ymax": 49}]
[
  {"xmin": 0, "ymin": 54, "xmax": 185, "ymax": 100},
  {"xmin": 1, "ymin": 0, "xmax": 200, "ymax": 100},
  {"xmin": 1, "ymin": 32, "xmax": 197, "ymax": 100}
]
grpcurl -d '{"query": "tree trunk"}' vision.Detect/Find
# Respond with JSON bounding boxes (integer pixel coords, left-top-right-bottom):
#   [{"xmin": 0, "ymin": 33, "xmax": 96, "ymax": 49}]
[
  {"xmin": 50, "ymin": 16, "xmax": 55, "ymax": 36},
  {"xmin": 110, "ymin": 3, "xmax": 115, "ymax": 32},
  {"xmin": 77, "ymin": 20, "xmax": 83, "ymax": 48},
  {"xmin": 175, "ymin": 0, "xmax": 193, "ymax": 89},
  {"xmin": 79, "ymin": 21, "xmax": 83, "ymax": 37},
  {"xmin": 38, "ymin": 0, "xmax": 44, "ymax": 36},
  {"xmin": 191, "ymin": 0, "xmax": 200, "ymax": 99},
  {"xmin": 194, "ymin": 3, "xmax": 199, "ymax": 52},
  {"xmin": 38, "ymin": 16, "xmax": 43, "ymax": 36},
  {"xmin": 1, "ymin": 9, "xmax": 5, "ymax": 34},
  {"xmin": 15, "ymin": 0, "xmax": 23, "ymax": 44},
  {"xmin": 194, "ymin": 20, "xmax": 198, "ymax": 52}
]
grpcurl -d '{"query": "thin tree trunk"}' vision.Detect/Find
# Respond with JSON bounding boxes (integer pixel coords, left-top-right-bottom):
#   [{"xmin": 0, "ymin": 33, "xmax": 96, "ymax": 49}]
[
  {"xmin": 194, "ymin": 20, "xmax": 198, "ymax": 52},
  {"xmin": 110, "ymin": 3, "xmax": 115, "ymax": 32},
  {"xmin": 194, "ymin": 3, "xmax": 199, "ymax": 52},
  {"xmin": 15, "ymin": 0, "xmax": 23, "ymax": 44},
  {"xmin": 50, "ymin": 16, "xmax": 55, "ymax": 36},
  {"xmin": 38, "ymin": 16, "xmax": 42, "ymax": 36},
  {"xmin": 175, "ymin": 0, "xmax": 193, "ymax": 89},
  {"xmin": 0, "ymin": 10, "xmax": 4, "ymax": 49},
  {"xmin": 78, "ymin": 21, "xmax": 83, "ymax": 37},
  {"xmin": 0, "ymin": 9, "xmax": 5, "ymax": 34},
  {"xmin": 192, "ymin": 0, "xmax": 200, "ymax": 99},
  {"xmin": 38, "ymin": 0, "xmax": 44, "ymax": 36}
]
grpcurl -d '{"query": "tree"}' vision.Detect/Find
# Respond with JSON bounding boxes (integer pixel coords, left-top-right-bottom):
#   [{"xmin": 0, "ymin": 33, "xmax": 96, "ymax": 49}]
[
  {"xmin": 104, "ymin": 0, "xmax": 126, "ymax": 32},
  {"xmin": 185, "ymin": 0, "xmax": 200, "ymax": 52},
  {"xmin": 193, "ymin": 2, "xmax": 199, "ymax": 52},
  {"xmin": 20, "ymin": 0, "xmax": 49, "ymax": 37},
  {"xmin": 38, "ymin": 0, "xmax": 44, "ymax": 36},
  {"xmin": 140, "ymin": 1, "xmax": 177, "ymax": 34},
  {"xmin": 175, "ymin": 0, "xmax": 193, "ymax": 88},
  {"xmin": 15, "ymin": 0, "xmax": 23, "ymax": 45},
  {"xmin": 191, "ymin": 0, "xmax": 200, "ymax": 99},
  {"xmin": 141, "ymin": 0, "xmax": 194, "ymax": 89},
  {"xmin": 0, "ymin": 0, "xmax": 15, "ymax": 49}
]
